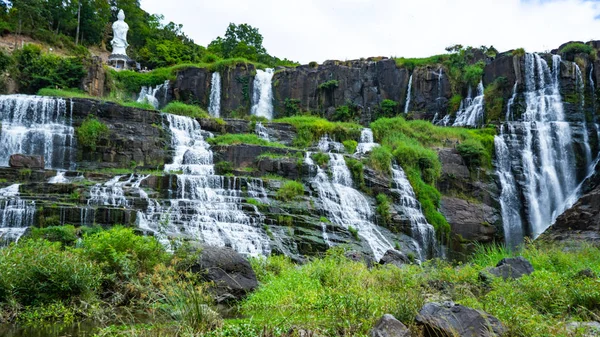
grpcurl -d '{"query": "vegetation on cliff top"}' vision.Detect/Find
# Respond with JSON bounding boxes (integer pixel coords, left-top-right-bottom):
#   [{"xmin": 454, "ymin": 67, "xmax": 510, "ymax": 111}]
[{"xmin": 274, "ymin": 115, "xmax": 362, "ymax": 148}]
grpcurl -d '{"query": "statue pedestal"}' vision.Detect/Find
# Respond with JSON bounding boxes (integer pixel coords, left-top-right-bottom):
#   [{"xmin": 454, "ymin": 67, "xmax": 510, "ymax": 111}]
[{"xmin": 108, "ymin": 54, "xmax": 137, "ymax": 71}]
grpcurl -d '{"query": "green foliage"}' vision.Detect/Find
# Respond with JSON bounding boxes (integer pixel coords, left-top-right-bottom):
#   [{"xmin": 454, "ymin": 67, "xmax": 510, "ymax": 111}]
[
  {"xmin": 108, "ymin": 67, "xmax": 175, "ymax": 94},
  {"xmin": 394, "ymin": 54, "xmax": 449, "ymax": 71},
  {"xmin": 457, "ymin": 139, "xmax": 488, "ymax": 169},
  {"xmin": 484, "ymin": 76, "xmax": 508, "ymax": 123},
  {"xmin": 367, "ymin": 146, "xmax": 393, "ymax": 174},
  {"xmin": 207, "ymin": 134, "xmax": 287, "ymax": 148},
  {"xmin": 276, "ymin": 180, "xmax": 304, "ymax": 202},
  {"xmin": 560, "ymin": 43, "xmax": 594, "ymax": 57},
  {"xmin": 318, "ymin": 80, "xmax": 339, "ymax": 91},
  {"xmin": 332, "ymin": 104, "xmax": 358, "ymax": 122},
  {"xmin": 80, "ymin": 226, "xmax": 168, "ymax": 280},
  {"xmin": 449, "ymin": 94, "xmax": 463, "ymax": 113},
  {"xmin": 377, "ymin": 99, "xmax": 399, "ymax": 118},
  {"xmin": 348, "ymin": 226, "xmax": 360, "ymax": 240},
  {"xmin": 343, "ymin": 140, "xmax": 358, "ymax": 154},
  {"xmin": 37, "ymin": 88, "xmax": 94, "ymax": 99},
  {"xmin": 463, "ymin": 61, "xmax": 485, "ymax": 87},
  {"xmin": 282, "ymin": 98, "xmax": 302, "ymax": 117},
  {"xmin": 376, "ymin": 194, "xmax": 392, "ymax": 225},
  {"xmin": 28, "ymin": 225, "xmax": 78, "ymax": 246},
  {"xmin": 76, "ymin": 115, "xmax": 109, "ymax": 151},
  {"xmin": 0, "ymin": 48, "xmax": 13, "ymax": 73},
  {"xmin": 311, "ymin": 152, "xmax": 329, "ymax": 167},
  {"xmin": 13, "ymin": 44, "xmax": 86, "ymax": 94},
  {"xmin": 214, "ymin": 161, "xmax": 233, "ymax": 175},
  {"xmin": 275, "ymin": 115, "xmax": 362, "ymax": 148},
  {"xmin": 162, "ymin": 101, "xmax": 209, "ymax": 118},
  {"xmin": 512, "ymin": 48, "xmax": 526, "ymax": 57},
  {"xmin": 344, "ymin": 156, "xmax": 365, "ymax": 190},
  {"xmin": 0, "ymin": 239, "xmax": 100, "ymax": 306}
]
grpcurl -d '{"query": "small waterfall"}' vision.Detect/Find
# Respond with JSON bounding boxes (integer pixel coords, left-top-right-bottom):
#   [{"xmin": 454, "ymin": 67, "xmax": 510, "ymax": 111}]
[
  {"xmin": 574, "ymin": 64, "xmax": 593, "ymax": 173},
  {"xmin": 137, "ymin": 80, "xmax": 169, "ymax": 109},
  {"xmin": 453, "ymin": 81, "xmax": 485, "ymax": 127},
  {"xmin": 355, "ymin": 128, "xmax": 379, "ymax": 155},
  {"xmin": 251, "ymin": 69, "xmax": 274, "ymax": 120},
  {"xmin": 390, "ymin": 163, "xmax": 437, "ymax": 259},
  {"xmin": 255, "ymin": 122, "xmax": 270, "ymax": 141},
  {"xmin": 0, "ymin": 95, "xmax": 75, "ymax": 170},
  {"xmin": 208, "ymin": 72, "xmax": 221, "ymax": 117},
  {"xmin": 88, "ymin": 175, "xmax": 131, "ymax": 207},
  {"xmin": 139, "ymin": 113, "xmax": 271, "ymax": 256},
  {"xmin": 431, "ymin": 68, "xmax": 444, "ymax": 124},
  {"xmin": 0, "ymin": 184, "xmax": 35, "ymax": 245},
  {"xmin": 506, "ymin": 81, "xmax": 518, "ymax": 121},
  {"xmin": 404, "ymin": 74, "xmax": 413, "ymax": 113},
  {"xmin": 496, "ymin": 53, "xmax": 579, "ymax": 242},
  {"xmin": 305, "ymin": 152, "xmax": 392, "ymax": 260},
  {"xmin": 49, "ymin": 171, "xmax": 68, "ymax": 184},
  {"xmin": 317, "ymin": 134, "xmax": 345, "ymax": 153}
]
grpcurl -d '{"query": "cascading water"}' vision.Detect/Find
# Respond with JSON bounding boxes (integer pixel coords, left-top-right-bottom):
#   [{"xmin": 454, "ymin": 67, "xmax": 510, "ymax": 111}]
[
  {"xmin": 208, "ymin": 72, "xmax": 221, "ymax": 118},
  {"xmin": 431, "ymin": 68, "xmax": 444, "ymax": 124},
  {"xmin": 496, "ymin": 53, "xmax": 581, "ymax": 244},
  {"xmin": 404, "ymin": 74, "xmax": 413, "ymax": 113},
  {"xmin": 0, "ymin": 95, "xmax": 75, "ymax": 170},
  {"xmin": 255, "ymin": 122, "xmax": 270, "ymax": 141},
  {"xmin": 49, "ymin": 171, "xmax": 68, "ymax": 184},
  {"xmin": 305, "ymin": 152, "xmax": 392, "ymax": 260},
  {"xmin": 452, "ymin": 81, "xmax": 485, "ymax": 127},
  {"xmin": 506, "ymin": 82, "xmax": 518, "ymax": 121},
  {"xmin": 355, "ymin": 128, "xmax": 379, "ymax": 155},
  {"xmin": 137, "ymin": 80, "xmax": 169, "ymax": 109},
  {"xmin": 251, "ymin": 69, "xmax": 274, "ymax": 120},
  {"xmin": 574, "ymin": 64, "xmax": 593, "ymax": 173},
  {"xmin": 390, "ymin": 164, "xmax": 437, "ymax": 259},
  {"xmin": 139, "ymin": 113, "xmax": 271, "ymax": 256},
  {"xmin": 317, "ymin": 134, "xmax": 344, "ymax": 153},
  {"xmin": 0, "ymin": 184, "xmax": 35, "ymax": 245}
]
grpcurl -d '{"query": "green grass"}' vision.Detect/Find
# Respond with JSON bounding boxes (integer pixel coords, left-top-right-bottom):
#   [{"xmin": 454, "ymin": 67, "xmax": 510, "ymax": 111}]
[
  {"xmin": 76, "ymin": 115, "xmax": 109, "ymax": 151},
  {"xmin": 394, "ymin": 54, "xmax": 449, "ymax": 71},
  {"xmin": 206, "ymin": 134, "xmax": 287, "ymax": 148},
  {"xmin": 274, "ymin": 115, "xmax": 362, "ymax": 148},
  {"xmin": 275, "ymin": 180, "xmax": 305, "ymax": 202},
  {"xmin": 161, "ymin": 101, "xmax": 209, "ymax": 118},
  {"xmin": 37, "ymin": 88, "xmax": 94, "ymax": 99}
]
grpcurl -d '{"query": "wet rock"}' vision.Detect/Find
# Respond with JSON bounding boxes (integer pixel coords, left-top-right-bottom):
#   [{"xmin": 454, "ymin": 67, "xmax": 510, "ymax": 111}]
[
  {"xmin": 190, "ymin": 245, "xmax": 258, "ymax": 301},
  {"xmin": 416, "ymin": 301, "xmax": 506, "ymax": 337},
  {"xmin": 9, "ymin": 154, "xmax": 44, "ymax": 169},
  {"xmin": 440, "ymin": 197, "xmax": 499, "ymax": 243},
  {"xmin": 482, "ymin": 256, "xmax": 534, "ymax": 281},
  {"xmin": 370, "ymin": 314, "xmax": 411, "ymax": 337},
  {"xmin": 379, "ymin": 249, "xmax": 412, "ymax": 268}
]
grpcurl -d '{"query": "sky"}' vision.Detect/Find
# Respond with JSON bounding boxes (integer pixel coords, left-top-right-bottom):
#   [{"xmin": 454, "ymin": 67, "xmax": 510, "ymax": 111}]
[{"xmin": 139, "ymin": 0, "xmax": 600, "ymax": 64}]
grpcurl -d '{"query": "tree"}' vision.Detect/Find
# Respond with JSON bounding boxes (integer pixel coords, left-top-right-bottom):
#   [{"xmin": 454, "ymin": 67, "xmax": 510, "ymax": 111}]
[{"xmin": 209, "ymin": 23, "xmax": 266, "ymax": 61}]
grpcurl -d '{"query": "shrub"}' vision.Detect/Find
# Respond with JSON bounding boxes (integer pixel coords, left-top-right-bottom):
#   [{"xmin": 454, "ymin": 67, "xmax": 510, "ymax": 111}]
[
  {"xmin": 214, "ymin": 161, "xmax": 233, "ymax": 174},
  {"xmin": 318, "ymin": 80, "xmax": 339, "ymax": 91},
  {"xmin": 367, "ymin": 146, "xmax": 393, "ymax": 174},
  {"xmin": 457, "ymin": 138, "xmax": 488, "ymax": 169},
  {"xmin": 483, "ymin": 77, "xmax": 508, "ymax": 123},
  {"xmin": 560, "ymin": 42, "xmax": 594, "ymax": 57},
  {"xmin": 276, "ymin": 181, "xmax": 304, "ymax": 202},
  {"xmin": 308, "ymin": 61, "xmax": 318, "ymax": 68},
  {"xmin": 0, "ymin": 239, "xmax": 100, "ymax": 305},
  {"xmin": 162, "ymin": 102, "xmax": 209, "ymax": 118},
  {"xmin": 512, "ymin": 48, "xmax": 526, "ymax": 57},
  {"xmin": 80, "ymin": 226, "xmax": 168, "ymax": 279},
  {"xmin": 282, "ymin": 98, "xmax": 302, "ymax": 116},
  {"xmin": 463, "ymin": 61, "xmax": 485, "ymax": 87},
  {"xmin": 376, "ymin": 194, "xmax": 392, "ymax": 225},
  {"xmin": 275, "ymin": 115, "xmax": 362, "ymax": 148},
  {"xmin": 343, "ymin": 140, "xmax": 358, "ymax": 154},
  {"xmin": 206, "ymin": 134, "xmax": 286, "ymax": 148},
  {"xmin": 76, "ymin": 115, "xmax": 109, "ymax": 151},
  {"xmin": 28, "ymin": 225, "xmax": 78, "ymax": 246},
  {"xmin": 449, "ymin": 94, "xmax": 463, "ymax": 113},
  {"xmin": 344, "ymin": 156, "xmax": 365, "ymax": 190},
  {"xmin": 311, "ymin": 152, "xmax": 330, "ymax": 167},
  {"xmin": 378, "ymin": 99, "xmax": 398, "ymax": 118}
]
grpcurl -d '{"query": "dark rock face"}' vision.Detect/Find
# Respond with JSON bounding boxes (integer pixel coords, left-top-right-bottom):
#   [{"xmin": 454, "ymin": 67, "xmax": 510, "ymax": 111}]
[
  {"xmin": 410, "ymin": 66, "xmax": 451, "ymax": 120},
  {"xmin": 370, "ymin": 314, "xmax": 412, "ymax": 337},
  {"xmin": 416, "ymin": 301, "xmax": 506, "ymax": 337},
  {"xmin": 441, "ymin": 197, "xmax": 499, "ymax": 243},
  {"xmin": 221, "ymin": 63, "xmax": 256, "ymax": 115},
  {"xmin": 485, "ymin": 257, "xmax": 534, "ymax": 280},
  {"xmin": 212, "ymin": 145, "xmax": 301, "ymax": 172},
  {"xmin": 173, "ymin": 67, "xmax": 212, "ymax": 107},
  {"xmin": 80, "ymin": 56, "xmax": 105, "ymax": 97},
  {"xmin": 9, "ymin": 154, "xmax": 44, "ymax": 169},
  {"xmin": 191, "ymin": 245, "xmax": 258, "ymax": 301},
  {"xmin": 379, "ymin": 249, "xmax": 412, "ymax": 268},
  {"xmin": 69, "ymin": 98, "xmax": 169, "ymax": 170}
]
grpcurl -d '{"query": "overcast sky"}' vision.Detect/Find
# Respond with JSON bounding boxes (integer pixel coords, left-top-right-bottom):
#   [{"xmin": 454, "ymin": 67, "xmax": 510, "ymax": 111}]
[{"xmin": 139, "ymin": 0, "xmax": 600, "ymax": 64}]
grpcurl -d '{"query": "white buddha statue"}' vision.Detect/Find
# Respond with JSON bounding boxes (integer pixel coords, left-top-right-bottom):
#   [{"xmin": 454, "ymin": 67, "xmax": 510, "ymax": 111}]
[{"xmin": 111, "ymin": 9, "xmax": 129, "ymax": 56}]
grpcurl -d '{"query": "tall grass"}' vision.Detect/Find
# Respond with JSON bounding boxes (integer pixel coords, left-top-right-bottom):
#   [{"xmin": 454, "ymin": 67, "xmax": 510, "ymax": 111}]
[
  {"xmin": 274, "ymin": 115, "xmax": 362, "ymax": 148},
  {"xmin": 207, "ymin": 134, "xmax": 288, "ymax": 148}
]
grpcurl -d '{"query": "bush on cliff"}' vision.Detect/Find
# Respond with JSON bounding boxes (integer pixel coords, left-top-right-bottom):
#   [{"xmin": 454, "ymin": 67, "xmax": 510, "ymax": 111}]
[
  {"xmin": 207, "ymin": 134, "xmax": 286, "ymax": 148},
  {"xmin": 76, "ymin": 115, "xmax": 110, "ymax": 151},
  {"xmin": 275, "ymin": 115, "xmax": 362, "ymax": 148},
  {"xmin": 560, "ymin": 42, "xmax": 594, "ymax": 58},
  {"xmin": 162, "ymin": 101, "xmax": 209, "ymax": 118},
  {"xmin": 276, "ymin": 180, "xmax": 305, "ymax": 201}
]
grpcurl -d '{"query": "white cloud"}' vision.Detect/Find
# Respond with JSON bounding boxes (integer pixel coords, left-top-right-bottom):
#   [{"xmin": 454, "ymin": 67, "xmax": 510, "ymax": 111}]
[{"xmin": 139, "ymin": 0, "xmax": 600, "ymax": 64}]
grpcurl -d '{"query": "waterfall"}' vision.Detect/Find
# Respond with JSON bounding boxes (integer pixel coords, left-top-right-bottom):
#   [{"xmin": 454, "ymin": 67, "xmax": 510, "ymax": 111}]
[
  {"xmin": 0, "ymin": 184, "xmax": 35, "ymax": 245},
  {"xmin": 305, "ymin": 152, "xmax": 392, "ymax": 260},
  {"xmin": 317, "ymin": 134, "xmax": 344, "ymax": 153},
  {"xmin": 496, "ymin": 53, "xmax": 579, "ymax": 243},
  {"xmin": 506, "ymin": 81, "xmax": 518, "ymax": 121},
  {"xmin": 139, "ymin": 113, "xmax": 271, "ymax": 256},
  {"xmin": 0, "ymin": 95, "xmax": 75, "ymax": 170},
  {"xmin": 355, "ymin": 128, "xmax": 379, "ymax": 155},
  {"xmin": 255, "ymin": 122, "xmax": 270, "ymax": 141},
  {"xmin": 404, "ymin": 74, "xmax": 413, "ymax": 113},
  {"xmin": 390, "ymin": 164, "xmax": 437, "ymax": 259},
  {"xmin": 431, "ymin": 68, "xmax": 444, "ymax": 124},
  {"xmin": 49, "ymin": 171, "xmax": 68, "ymax": 184},
  {"xmin": 137, "ymin": 80, "xmax": 169, "ymax": 109},
  {"xmin": 208, "ymin": 72, "xmax": 221, "ymax": 118},
  {"xmin": 251, "ymin": 69, "xmax": 274, "ymax": 120},
  {"xmin": 574, "ymin": 64, "xmax": 593, "ymax": 174},
  {"xmin": 453, "ymin": 81, "xmax": 485, "ymax": 127}
]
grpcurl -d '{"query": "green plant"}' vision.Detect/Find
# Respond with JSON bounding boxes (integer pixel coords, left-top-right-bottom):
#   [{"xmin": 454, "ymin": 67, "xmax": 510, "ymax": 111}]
[
  {"xmin": 348, "ymin": 226, "xmax": 359, "ymax": 240},
  {"xmin": 276, "ymin": 181, "xmax": 304, "ymax": 202},
  {"xmin": 343, "ymin": 140, "xmax": 358, "ymax": 154},
  {"xmin": 161, "ymin": 101, "xmax": 209, "ymax": 118},
  {"xmin": 377, "ymin": 99, "xmax": 398, "ymax": 118},
  {"xmin": 308, "ymin": 61, "xmax": 318, "ymax": 68},
  {"xmin": 318, "ymin": 80, "xmax": 339, "ymax": 91},
  {"xmin": 457, "ymin": 139, "xmax": 488, "ymax": 169},
  {"xmin": 344, "ymin": 156, "xmax": 365, "ymax": 190},
  {"xmin": 367, "ymin": 146, "xmax": 393, "ymax": 174},
  {"xmin": 484, "ymin": 77, "xmax": 508, "ymax": 123},
  {"xmin": 28, "ymin": 225, "xmax": 78, "ymax": 246},
  {"xmin": 311, "ymin": 152, "xmax": 330, "ymax": 167},
  {"xmin": 449, "ymin": 94, "xmax": 463, "ymax": 113},
  {"xmin": 375, "ymin": 194, "xmax": 392, "ymax": 225},
  {"xmin": 512, "ymin": 48, "xmax": 526, "ymax": 57},
  {"xmin": 76, "ymin": 115, "xmax": 109, "ymax": 151},
  {"xmin": 214, "ymin": 161, "xmax": 233, "ymax": 174},
  {"xmin": 282, "ymin": 98, "xmax": 302, "ymax": 116},
  {"xmin": 560, "ymin": 43, "xmax": 594, "ymax": 57},
  {"xmin": 207, "ymin": 134, "xmax": 287, "ymax": 148},
  {"xmin": 275, "ymin": 115, "xmax": 362, "ymax": 148}
]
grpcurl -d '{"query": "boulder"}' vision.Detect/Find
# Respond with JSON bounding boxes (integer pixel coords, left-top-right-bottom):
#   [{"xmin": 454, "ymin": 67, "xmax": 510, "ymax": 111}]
[
  {"xmin": 379, "ymin": 249, "xmax": 412, "ymax": 268},
  {"xmin": 370, "ymin": 314, "xmax": 411, "ymax": 337},
  {"xmin": 416, "ymin": 301, "xmax": 506, "ymax": 337},
  {"xmin": 566, "ymin": 321, "xmax": 600, "ymax": 337},
  {"xmin": 190, "ymin": 245, "xmax": 258, "ymax": 301},
  {"xmin": 9, "ymin": 154, "xmax": 44, "ymax": 169},
  {"xmin": 481, "ymin": 256, "xmax": 534, "ymax": 281}
]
